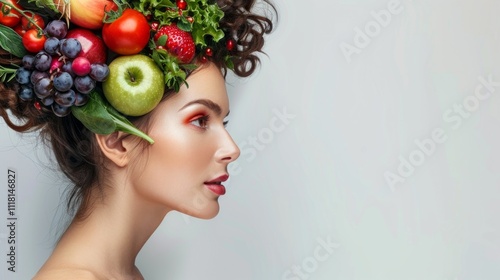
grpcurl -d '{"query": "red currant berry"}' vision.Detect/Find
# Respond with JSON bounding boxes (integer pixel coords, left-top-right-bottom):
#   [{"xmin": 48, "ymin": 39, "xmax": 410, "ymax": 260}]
[
  {"xmin": 200, "ymin": 56, "xmax": 208, "ymax": 63},
  {"xmin": 226, "ymin": 39, "xmax": 235, "ymax": 51},
  {"xmin": 34, "ymin": 101, "xmax": 42, "ymax": 111},
  {"xmin": 205, "ymin": 48, "xmax": 213, "ymax": 57},
  {"xmin": 187, "ymin": 16, "xmax": 194, "ymax": 23},
  {"xmin": 177, "ymin": 0, "xmax": 187, "ymax": 10}
]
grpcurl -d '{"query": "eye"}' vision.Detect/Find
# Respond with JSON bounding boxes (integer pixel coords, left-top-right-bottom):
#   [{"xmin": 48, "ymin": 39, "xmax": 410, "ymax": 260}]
[{"xmin": 190, "ymin": 115, "xmax": 210, "ymax": 129}]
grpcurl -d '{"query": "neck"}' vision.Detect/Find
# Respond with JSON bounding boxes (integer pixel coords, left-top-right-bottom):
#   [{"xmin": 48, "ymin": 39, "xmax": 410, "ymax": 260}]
[{"xmin": 49, "ymin": 176, "xmax": 170, "ymax": 278}]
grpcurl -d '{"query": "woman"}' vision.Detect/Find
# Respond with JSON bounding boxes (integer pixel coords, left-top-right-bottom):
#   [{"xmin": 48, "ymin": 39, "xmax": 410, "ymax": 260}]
[{"xmin": 0, "ymin": 0, "xmax": 275, "ymax": 278}]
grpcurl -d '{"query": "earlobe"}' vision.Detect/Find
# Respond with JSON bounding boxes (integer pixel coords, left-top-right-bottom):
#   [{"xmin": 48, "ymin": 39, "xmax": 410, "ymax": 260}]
[{"xmin": 95, "ymin": 132, "xmax": 130, "ymax": 167}]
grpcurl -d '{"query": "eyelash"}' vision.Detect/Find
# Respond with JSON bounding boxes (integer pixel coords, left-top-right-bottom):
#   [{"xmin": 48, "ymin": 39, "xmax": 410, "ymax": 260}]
[{"xmin": 190, "ymin": 115, "xmax": 229, "ymax": 129}]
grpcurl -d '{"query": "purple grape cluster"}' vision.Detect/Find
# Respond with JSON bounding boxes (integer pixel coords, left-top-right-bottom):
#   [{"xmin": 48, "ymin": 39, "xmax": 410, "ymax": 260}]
[{"xmin": 15, "ymin": 20, "xmax": 110, "ymax": 117}]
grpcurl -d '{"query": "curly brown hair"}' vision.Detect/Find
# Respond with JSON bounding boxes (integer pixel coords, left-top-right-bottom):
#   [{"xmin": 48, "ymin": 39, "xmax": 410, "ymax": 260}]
[{"xmin": 0, "ymin": 0, "xmax": 276, "ymax": 220}]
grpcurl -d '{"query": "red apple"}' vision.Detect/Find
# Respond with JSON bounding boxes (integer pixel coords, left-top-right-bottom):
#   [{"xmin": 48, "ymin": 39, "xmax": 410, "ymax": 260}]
[
  {"xmin": 54, "ymin": 0, "xmax": 117, "ymax": 29},
  {"xmin": 66, "ymin": 29, "xmax": 107, "ymax": 64}
]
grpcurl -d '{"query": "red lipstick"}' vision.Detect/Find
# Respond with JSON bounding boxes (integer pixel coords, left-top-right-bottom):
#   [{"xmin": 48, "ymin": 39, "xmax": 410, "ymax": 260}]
[{"xmin": 204, "ymin": 174, "xmax": 229, "ymax": 195}]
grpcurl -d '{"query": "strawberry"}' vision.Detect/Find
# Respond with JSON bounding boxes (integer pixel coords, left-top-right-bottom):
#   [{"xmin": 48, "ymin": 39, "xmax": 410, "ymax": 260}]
[{"xmin": 154, "ymin": 24, "xmax": 195, "ymax": 64}]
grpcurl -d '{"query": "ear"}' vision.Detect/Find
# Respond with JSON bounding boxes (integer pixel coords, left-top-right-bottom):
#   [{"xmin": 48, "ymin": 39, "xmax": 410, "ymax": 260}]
[{"xmin": 95, "ymin": 132, "xmax": 133, "ymax": 167}]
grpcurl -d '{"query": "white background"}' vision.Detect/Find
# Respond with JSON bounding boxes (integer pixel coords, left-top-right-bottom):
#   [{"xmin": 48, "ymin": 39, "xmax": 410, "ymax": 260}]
[{"xmin": 2, "ymin": 0, "xmax": 500, "ymax": 279}]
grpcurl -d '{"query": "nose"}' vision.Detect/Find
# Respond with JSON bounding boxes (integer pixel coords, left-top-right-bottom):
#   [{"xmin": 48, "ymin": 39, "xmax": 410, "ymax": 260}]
[{"xmin": 216, "ymin": 130, "xmax": 240, "ymax": 163}]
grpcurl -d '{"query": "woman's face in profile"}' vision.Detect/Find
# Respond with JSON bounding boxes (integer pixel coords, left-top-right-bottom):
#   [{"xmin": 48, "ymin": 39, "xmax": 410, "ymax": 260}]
[{"xmin": 128, "ymin": 62, "xmax": 240, "ymax": 219}]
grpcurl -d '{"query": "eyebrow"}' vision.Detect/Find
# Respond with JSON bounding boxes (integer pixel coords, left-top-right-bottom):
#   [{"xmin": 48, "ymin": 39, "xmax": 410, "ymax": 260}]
[{"xmin": 179, "ymin": 98, "xmax": 227, "ymax": 116}]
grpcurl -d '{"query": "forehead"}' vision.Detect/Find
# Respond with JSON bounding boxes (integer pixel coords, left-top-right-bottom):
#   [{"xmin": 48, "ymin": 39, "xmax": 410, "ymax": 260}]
[{"xmin": 165, "ymin": 63, "xmax": 229, "ymax": 112}]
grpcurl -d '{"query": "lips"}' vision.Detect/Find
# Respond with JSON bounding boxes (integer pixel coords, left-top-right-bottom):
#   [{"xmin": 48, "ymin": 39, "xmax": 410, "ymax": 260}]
[{"xmin": 204, "ymin": 174, "xmax": 229, "ymax": 195}]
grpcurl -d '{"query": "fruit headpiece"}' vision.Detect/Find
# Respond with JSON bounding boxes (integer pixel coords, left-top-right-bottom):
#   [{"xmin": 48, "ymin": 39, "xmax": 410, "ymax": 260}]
[{"xmin": 0, "ymin": 0, "xmax": 240, "ymax": 143}]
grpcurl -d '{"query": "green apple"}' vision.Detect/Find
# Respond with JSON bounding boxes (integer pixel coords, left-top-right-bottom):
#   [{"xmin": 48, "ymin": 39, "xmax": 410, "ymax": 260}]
[{"xmin": 103, "ymin": 54, "xmax": 165, "ymax": 116}]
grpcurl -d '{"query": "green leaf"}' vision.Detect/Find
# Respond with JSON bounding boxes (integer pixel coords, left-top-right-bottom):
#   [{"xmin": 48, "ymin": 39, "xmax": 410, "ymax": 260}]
[
  {"xmin": 224, "ymin": 55, "xmax": 234, "ymax": 70},
  {"xmin": 157, "ymin": 35, "xmax": 168, "ymax": 47},
  {"xmin": 151, "ymin": 48, "xmax": 190, "ymax": 92},
  {"xmin": 188, "ymin": 0, "xmax": 225, "ymax": 47},
  {"xmin": 132, "ymin": 0, "xmax": 171, "ymax": 16},
  {"xmin": 177, "ymin": 18, "xmax": 191, "ymax": 32},
  {"xmin": 22, "ymin": 0, "xmax": 63, "ymax": 15},
  {"xmin": 181, "ymin": 63, "xmax": 198, "ymax": 71},
  {"xmin": 0, "ymin": 25, "xmax": 27, "ymax": 58},
  {"xmin": 72, "ymin": 91, "xmax": 155, "ymax": 144}
]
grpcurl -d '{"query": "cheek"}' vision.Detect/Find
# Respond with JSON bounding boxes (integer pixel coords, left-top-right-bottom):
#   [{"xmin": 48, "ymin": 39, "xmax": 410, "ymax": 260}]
[
  {"xmin": 151, "ymin": 128, "xmax": 212, "ymax": 168},
  {"xmin": 130, "ymin": 127, "xmax": 215, "ymax": 203}
]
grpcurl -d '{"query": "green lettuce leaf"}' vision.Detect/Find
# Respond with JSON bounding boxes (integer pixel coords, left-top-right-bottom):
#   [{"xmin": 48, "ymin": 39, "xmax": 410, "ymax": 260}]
[{"xmin": 188, "ymin": 0, "xmax": 225, "ymax": 47}]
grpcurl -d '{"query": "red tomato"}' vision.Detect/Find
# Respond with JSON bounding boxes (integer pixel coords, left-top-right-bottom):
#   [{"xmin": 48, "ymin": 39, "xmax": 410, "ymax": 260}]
[
  {"xmin": 21, "ymin": 12, "xmax": 45, "ymax": 30},
  {"xmin": 0, "ymin": 0, "xmax": 23, "ymax": 27},
  {"xmin": 13, "ymin": 24, "xmax": 26, "ymax": 36},
  {"xmin": 102, "ymin": 9, "xmax": 150, "ymax": 55},
  {"xmin": 22, "ymin": 29, "xmax": 46, "ymax": 53},
  {"xmin": 14, "ymin": 12, "xmax": 45, "ymax": 37}
]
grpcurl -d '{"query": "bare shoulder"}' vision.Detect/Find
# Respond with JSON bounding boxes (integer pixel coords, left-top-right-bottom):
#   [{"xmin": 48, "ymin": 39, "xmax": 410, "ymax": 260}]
[{"xmin": 33, "ymin": 268, "xmax": 103, "ymax": 280}]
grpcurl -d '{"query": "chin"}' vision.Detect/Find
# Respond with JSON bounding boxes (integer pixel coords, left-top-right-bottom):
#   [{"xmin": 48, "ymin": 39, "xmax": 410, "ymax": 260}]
[{"xmin": 180, "ymin": 203, "xmax": 220, "ymax": 220}]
